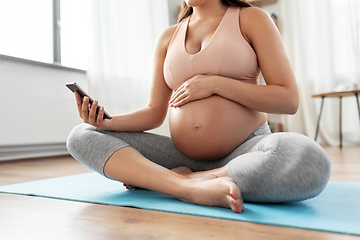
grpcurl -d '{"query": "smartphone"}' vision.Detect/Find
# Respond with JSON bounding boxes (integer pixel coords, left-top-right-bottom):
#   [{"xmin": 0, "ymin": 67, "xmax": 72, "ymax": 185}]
[{"xmin": 66, "ymin": 82, "xmax": 112, "ymax": 120}]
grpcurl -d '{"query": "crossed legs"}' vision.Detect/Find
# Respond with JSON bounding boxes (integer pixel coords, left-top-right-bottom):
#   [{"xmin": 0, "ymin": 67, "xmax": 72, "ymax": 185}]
[
  {"xmin": 104, "ymin": 147, "xmax": 244, "ymax": 213},
  {"xmin": 67, "ymin": 123, "xmax": 330, "ymax": 213}
]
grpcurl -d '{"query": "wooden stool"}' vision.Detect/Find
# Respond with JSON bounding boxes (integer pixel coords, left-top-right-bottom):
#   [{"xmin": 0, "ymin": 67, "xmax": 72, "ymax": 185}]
[{"xmin": 312, "ymin": 90, "xmax": 360, "ymax": 148}]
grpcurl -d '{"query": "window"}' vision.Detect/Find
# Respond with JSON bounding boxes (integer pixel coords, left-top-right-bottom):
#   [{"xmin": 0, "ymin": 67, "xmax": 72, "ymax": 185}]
[
  {"xmin": 60, "ymin": 0, "xmax": 90, "ymax": 70},
  {"xmin": 331, "ymin": 0, "xmax": 360, "ymax": 79},
  {"xmin": 0, "ymin": 0, "xmax": 53, "ymax": 63},
  {"xmin": 0, "ymin": 0, "xmax": 90, "ymax": 70}
]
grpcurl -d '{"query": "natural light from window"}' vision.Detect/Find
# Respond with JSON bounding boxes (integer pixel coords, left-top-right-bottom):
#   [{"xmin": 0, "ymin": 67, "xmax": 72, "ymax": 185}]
[
  {"xmin": 0, "ymin": 0, "xmax": 91, "ymax": 70},
  {"xmin": 0, "ymin": 0, "xmax": 53, "ymax": 63},
  {"xmin": 60, "ymin": 0, "xmax": 90, "ymax": 70},
  {"xmin": 331, "ymin": 0, "xmax": 360, "ymax": 79}
]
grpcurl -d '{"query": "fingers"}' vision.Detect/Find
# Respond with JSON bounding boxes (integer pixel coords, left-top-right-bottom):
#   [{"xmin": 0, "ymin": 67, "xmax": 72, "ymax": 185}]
[
  {"xmin": 168, "ymin": 76, "xmax": 211, "ymax": 107},
  {"xmin": 88, "ymin": 99, "xmax": 98, "ymax": 125},
  {"xmin": 171, "ymin": 96, "xmax": 191, "ymax": 108},
  {"xmin": 74, "ymin": 92, "xmax": 106, "ymax": 126},
  {"xmin": 169, "ymin": 94, "xmax": 189, "ymax": 107},
  {"xmin": 96, "ymin": 105, "xmax": 105, "ymax": 123},
  {"xmin": 74, "ymin": 92, "xmax": 83, "ymax": 115},
  {"xmin": 169, "ymin": 86, "xmax": 185, "ymax": 106},
  {"xmin": 169, "ymin": 85, "xmax": 192, "ymax": 107},
  {"xmin": 81, "ymin": 96, "xmax": 90, "ymax": 122},
  {"xmin": 79, "ymin": 96, "xmax": 104, "ymax": 126}
]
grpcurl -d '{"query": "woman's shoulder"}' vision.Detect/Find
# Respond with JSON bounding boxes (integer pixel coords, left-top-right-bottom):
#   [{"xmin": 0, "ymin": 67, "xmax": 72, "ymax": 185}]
[
  {"xmin": 239, "ymin": 7, "xmax": 278, "ymax": 41},
  {"xmin": 153, "ymin": 23, "xmax": 180, "ymax": 57},
  {"xmin": 239, "ymin": 6, "xmax": 273, "ymax": 25},
  {"xmin": 157, "ymin": 24, "xmax": 180, "ymax": 50},
  {"xmin": 162, "ymin": 24, "xmax": 179, "ymax": 41}
]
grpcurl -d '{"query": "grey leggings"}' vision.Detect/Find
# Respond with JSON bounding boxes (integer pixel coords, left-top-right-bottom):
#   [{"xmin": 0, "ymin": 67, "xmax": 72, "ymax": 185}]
[{"xmin": 66, "ymin": 122, "xmax": 331, "ymax": 203}]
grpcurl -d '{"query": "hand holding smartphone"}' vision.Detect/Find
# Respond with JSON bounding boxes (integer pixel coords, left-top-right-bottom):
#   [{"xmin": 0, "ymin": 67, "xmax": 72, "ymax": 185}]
[{"xmin": 66, "ymin": 82, "xmax": 112, "ymax": 120}]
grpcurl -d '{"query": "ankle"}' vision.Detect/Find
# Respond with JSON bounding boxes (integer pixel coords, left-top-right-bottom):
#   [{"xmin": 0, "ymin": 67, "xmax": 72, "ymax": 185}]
[
  {"xmin": 213, "ymin": 165, "xmax": 229, "ymax": 178},
  {"xmin": 173, "ymin": 178, "xmax": 197, "ymax": 203}
]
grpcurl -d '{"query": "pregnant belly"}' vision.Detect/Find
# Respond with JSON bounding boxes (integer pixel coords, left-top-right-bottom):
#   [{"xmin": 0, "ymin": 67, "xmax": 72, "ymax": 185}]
[{"xmin": 169, "ymin": 95, "xmax": 267, "ymax": 160}]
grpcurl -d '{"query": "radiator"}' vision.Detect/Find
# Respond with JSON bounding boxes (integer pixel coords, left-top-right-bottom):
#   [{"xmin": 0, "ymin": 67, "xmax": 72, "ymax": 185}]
[{"xmin": 0, "ymin": 93, "xmax": 81, "ymax": 161}]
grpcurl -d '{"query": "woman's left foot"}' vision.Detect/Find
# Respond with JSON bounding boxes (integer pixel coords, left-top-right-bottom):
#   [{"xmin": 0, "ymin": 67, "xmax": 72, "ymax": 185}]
[{"xmin": 171, "ymin": 166, "xmax": 194, "ymax": 177}]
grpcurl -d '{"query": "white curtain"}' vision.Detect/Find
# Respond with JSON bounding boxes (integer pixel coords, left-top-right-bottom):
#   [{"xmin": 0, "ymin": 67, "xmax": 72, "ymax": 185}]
[
  {"xmin": 278, "ymin": 0, "xmax": 360, "ymax": 146},
  {"xmin": 87, "ymin": 0, "xmax": 170, "ymax": 115}
]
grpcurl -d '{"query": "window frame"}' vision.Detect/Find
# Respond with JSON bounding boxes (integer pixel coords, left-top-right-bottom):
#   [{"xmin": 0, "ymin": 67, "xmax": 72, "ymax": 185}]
[
  {"xmin": 0, "ymin": 0, "xmax": 86, "ymax": 73},
  {"xmin": 53, "ymin": 0, "xmax": 61, "ymax": 64}
]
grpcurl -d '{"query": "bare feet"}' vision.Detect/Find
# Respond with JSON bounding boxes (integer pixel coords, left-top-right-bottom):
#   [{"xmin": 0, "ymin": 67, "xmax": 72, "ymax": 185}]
[
  {"xmin": 124, "ymin": 166, "xmax": 243, "ymax": 213},
  {"xmin": 171, "ymin": 166, "xmax": 229, "ymax": 179},
  {"xmin": 125, "ymin": 166, "xmax": 194, "ymax": 189},
  {"xmin": 123, "ymin": 183, "xmax": 142, "ymax": 190},
  {"xmin": 123, "ymin": 166, "xmax": 194, "ymax": 189},
  {"xmin": 171, "ymin": 166, "xmax": 194, "ymax": 177},
  {"xmin": 124, "ymin": 173, "xmax": 244, "ymax": 213},
  {"xmin": 180, "ymin": 174, "xmax": 244, "ymax": 213}
]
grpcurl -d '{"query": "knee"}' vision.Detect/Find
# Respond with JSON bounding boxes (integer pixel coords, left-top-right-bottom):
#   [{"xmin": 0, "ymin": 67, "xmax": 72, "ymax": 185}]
[
  {"xmin": 298, "ymin": 134, "xmax": 331, "ymax": 197},
  {"xmin": 66, "ymin": 123, "xmax": 95, "ymax": 157},
  {"xmin": 276, "ymin": 133, "xmax": 331, "ymax": 200},
  {"xmin": 228, "ymin": 133, "xmax": 331, "ymax": 202},
  {"xmin": 254, "ymin": 133, "xmax": 331, "ymax": 201}
]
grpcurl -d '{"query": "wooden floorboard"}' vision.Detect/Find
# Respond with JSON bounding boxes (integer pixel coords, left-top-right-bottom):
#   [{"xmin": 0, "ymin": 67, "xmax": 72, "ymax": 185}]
[{"xmin": 0, "ymin": 147, "xmax": 359, "ymax": 240}]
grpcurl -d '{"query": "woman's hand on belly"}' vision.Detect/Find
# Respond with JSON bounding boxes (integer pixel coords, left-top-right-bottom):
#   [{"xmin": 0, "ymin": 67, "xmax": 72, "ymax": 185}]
[
  {"xmin": 169, "ymin": 75, "xmax": 215, "ymax": 108},
  {"xmin": 169, "ymin": 95, "xmax": 267, "ymax": 160}
]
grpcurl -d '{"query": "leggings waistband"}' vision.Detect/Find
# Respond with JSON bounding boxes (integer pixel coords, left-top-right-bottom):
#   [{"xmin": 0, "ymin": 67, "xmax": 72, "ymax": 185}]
[{"xmin": 246, "ymin": 122, "xmax": 272, "ymax": 141}]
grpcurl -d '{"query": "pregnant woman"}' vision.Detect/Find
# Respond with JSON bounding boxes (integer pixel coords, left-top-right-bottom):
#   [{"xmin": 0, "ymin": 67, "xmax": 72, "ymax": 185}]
[{"xmin": 67, "ymin": 0, "xmax": 331, "ymax": 213}]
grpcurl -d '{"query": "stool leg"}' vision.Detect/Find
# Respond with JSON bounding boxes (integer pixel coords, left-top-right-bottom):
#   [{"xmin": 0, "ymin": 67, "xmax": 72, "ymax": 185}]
[
  {"xmin": 340, "ymin": 97, "xmax": 342, "ymax": 149},
  {"xmin": 356, "ymin": 93, "xmax": 360, "ymax": 123},
  {"xmin": 315, "ymin": 97, "xmax": 325, "ymax": 141}
]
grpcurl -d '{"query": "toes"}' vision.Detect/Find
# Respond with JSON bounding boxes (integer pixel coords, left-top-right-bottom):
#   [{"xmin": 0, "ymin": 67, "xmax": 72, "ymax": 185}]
[
  {"xmin": 228, "ymin": 185, "xmax": 244, "ymax": 213},
  {"xmin": 123, "ymin": 183, "xmax": 143, "ymax": 190},
  {"xmin": 227, "ymin": 193, "xmax": 244, "ymax": 213},
  {"xmin": 123, "ymin": 183, "xmax": 136, "ymax": 190}
]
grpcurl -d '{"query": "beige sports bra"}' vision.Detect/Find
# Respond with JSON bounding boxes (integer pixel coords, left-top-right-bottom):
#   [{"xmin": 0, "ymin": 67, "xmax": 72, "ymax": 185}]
[{"xmin": 163, "ymin": 7, "xmax": 260, "ymax": 90}]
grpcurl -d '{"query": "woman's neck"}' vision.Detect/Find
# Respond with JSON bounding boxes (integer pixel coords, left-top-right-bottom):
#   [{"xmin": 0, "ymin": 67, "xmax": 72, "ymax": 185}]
[{"xmin": 191, "ymin": 1, "xmax": 228, "ymax": 22}]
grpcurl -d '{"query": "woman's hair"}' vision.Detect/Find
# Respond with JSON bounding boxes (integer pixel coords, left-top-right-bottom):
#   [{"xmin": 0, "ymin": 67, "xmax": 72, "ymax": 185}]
[{"xmin": 178, "ymin": 0, "xmax": 253, "ymax": 23}]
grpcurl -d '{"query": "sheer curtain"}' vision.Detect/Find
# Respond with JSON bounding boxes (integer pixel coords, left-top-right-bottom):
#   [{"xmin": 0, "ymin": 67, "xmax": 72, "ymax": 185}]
[
  {"xmin": 278, "ymin": 0, "xmax": 360, "ymax": 146},
  {"xmin": 87, "ymin": 0, "xmax": 170, "ymax": 117}
]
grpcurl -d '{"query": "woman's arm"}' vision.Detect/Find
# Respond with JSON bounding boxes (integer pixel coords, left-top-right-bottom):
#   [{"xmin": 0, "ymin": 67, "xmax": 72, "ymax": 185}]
[
  {"xmin": 169, "ymin": 7, "xmax": 299, "ymax": 115},
  {"xmin": 76, "ymin": 26, "xmax": 175, "ymax": 131}
]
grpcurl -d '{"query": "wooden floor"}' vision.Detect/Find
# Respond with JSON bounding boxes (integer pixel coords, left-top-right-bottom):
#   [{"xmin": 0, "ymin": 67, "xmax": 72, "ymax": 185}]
[{"xmin": 0, "ymin": 147, "xmax": 360, "ymax": 240}]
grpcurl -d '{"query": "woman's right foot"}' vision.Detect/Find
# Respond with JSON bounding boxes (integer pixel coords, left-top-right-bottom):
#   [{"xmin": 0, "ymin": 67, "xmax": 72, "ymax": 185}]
[
  {"xmin": 179, "ymin": 174, "xmax": 244, "ymax": 213},
  {"xmin": 171, "ymin": 165, "xmax": 230, "ymax": 179}
]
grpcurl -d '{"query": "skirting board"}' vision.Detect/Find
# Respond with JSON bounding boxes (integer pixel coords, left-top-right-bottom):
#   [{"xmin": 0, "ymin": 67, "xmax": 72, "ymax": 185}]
[{"xmin": 0, "ymin": 142, "xmax": 68, "ymax": 161}]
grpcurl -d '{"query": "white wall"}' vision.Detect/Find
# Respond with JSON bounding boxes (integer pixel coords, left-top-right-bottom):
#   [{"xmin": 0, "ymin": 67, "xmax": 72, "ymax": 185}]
[
  {"xmin": 0, "ymin": 2, "xmax": 180, "ymax": 161},
  {"xmin": 0, "ymin": 57, "xmax": 87, "ymax": 160},
  {"xmin": 0, "ymin": 55, "xmax": 173, "ymax": 161}
]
